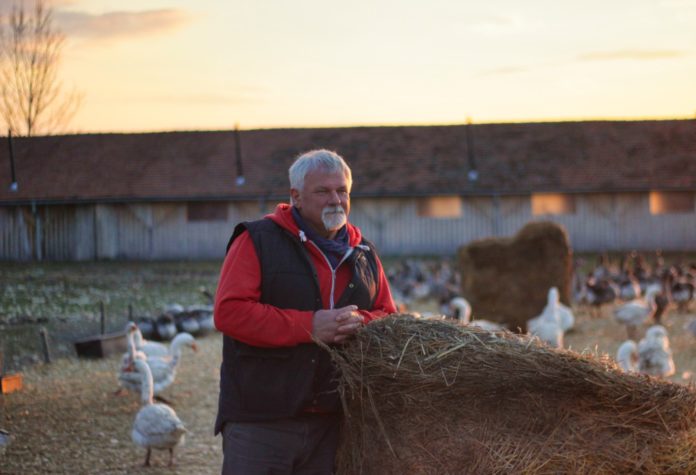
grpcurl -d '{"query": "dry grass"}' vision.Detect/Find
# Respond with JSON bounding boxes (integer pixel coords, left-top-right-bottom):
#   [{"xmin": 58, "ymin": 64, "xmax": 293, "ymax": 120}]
[{"xmin": 332, "ymin": 310, "xmax": 696, "ymax": 475}]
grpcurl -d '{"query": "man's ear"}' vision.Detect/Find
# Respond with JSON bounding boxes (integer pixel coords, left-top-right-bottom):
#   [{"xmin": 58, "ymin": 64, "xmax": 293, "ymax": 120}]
[{"xmin": 290, "ymin": 188, "xmax": 301, "ymax": 207}]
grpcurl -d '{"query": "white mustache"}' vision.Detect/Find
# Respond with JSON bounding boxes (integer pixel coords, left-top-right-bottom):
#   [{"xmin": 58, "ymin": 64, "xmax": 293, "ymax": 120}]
[
  {"xmin": 322, "ymin": 206, "xmax": 345, "ymax": 216},
  {"xmin": 322, "ymin": 206, "xmax": 347, "ymax": 231}
]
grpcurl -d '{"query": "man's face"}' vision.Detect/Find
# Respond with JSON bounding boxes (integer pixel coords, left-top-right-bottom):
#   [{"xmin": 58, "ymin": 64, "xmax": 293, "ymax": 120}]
[{"xmin": 291, "ymin": 169, "xmax": 351, "ymax": 238}]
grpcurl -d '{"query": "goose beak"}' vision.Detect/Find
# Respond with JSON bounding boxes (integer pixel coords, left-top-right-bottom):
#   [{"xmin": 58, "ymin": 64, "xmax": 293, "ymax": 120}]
[{"xmin": 191, "ymin": 343, "xmax": 199, "ymax": 352}]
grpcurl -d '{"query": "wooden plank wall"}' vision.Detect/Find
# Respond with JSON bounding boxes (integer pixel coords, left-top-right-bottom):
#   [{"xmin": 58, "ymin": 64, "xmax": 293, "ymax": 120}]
[{"xmin": 0, "ymin": 194, "xmax": 694, "ymax": 261}]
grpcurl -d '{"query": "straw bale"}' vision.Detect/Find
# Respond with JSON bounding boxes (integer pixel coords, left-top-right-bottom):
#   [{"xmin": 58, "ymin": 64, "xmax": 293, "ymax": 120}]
[
  {"xmin": 457, "ymin": 221, "xmax": 573, "ymax": 332},
  {"xmin": 332, "ymin": 315, "xmax": 696, "ymax": 475}
]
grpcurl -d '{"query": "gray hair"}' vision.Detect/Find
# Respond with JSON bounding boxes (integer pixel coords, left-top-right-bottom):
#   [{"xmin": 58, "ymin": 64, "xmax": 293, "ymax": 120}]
[{"xmin": 289, "ymin": 149, "xmax": 352, "ymax": 202}]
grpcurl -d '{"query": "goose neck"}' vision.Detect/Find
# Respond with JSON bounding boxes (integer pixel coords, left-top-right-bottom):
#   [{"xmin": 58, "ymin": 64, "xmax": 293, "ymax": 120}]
[
  {"xmin": 133, "ymin": 329, "xmax": 144, "ymax": 348},
  {"xmin": 126, "ymin": 331, "xmax": 138, "ymax": 360},
  {"xmin": 135, "ymin": 361, "xmax": 154, "ymax": 405},
  {"xmin": 170, "ymin": 335, "xmax": 190, "ymax": 359}
]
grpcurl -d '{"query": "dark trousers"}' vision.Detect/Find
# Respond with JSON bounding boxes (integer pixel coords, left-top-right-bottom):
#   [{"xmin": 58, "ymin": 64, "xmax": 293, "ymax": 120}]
[{"xmin": 221, "ymin": 413, "xmax": 340, "ymax": 475}]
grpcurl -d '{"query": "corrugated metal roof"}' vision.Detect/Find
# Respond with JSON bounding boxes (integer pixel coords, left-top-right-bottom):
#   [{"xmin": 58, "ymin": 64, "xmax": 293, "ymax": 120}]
[{"xmin": 1, "ymin": 120, "xmax": 695, "ymax": 204}]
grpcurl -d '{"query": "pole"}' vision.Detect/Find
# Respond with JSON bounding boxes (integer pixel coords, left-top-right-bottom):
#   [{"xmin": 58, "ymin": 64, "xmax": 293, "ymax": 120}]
[
  {"xmin": 234, "ymin": 123, "xmax": 245, "ymax": 185},
  {"xmin": 465, "ymin": 117, "xmax": 478, "ymax": 182},
  {"xmin": 39, "ymin": 328, "xmax": 51, "ymax": 364},
  {"xmin": 8, "ymin": 129, "xmax": 18, "ymax": 192},
  {"xmin": 99, "ymin": 301, "xmax": 106, "ymax": 335},
  {"xmin": 31, "ymin": 201, "xmax": 42, "ymax": 261}
]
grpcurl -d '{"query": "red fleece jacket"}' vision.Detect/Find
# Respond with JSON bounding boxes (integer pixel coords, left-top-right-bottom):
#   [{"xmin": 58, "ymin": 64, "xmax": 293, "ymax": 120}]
[{"xmin": 214, "ymin": 203, "xmax": 397, "ymax": 347}]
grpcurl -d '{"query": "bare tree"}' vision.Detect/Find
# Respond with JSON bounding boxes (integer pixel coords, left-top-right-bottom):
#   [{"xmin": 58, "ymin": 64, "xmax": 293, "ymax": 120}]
[{"xmin": 0, "ymin": 0, "xmax": 82, "ymax": 136}]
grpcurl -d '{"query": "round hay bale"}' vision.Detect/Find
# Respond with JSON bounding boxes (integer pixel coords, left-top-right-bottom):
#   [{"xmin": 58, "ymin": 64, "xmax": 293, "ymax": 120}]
[
  {"xmin": 332, "ymin": 315, "xmax": 696, "ymax": 474},
  {"xmin": 457, "ymin": 221, "xmax": 573, "ymax": 332}
]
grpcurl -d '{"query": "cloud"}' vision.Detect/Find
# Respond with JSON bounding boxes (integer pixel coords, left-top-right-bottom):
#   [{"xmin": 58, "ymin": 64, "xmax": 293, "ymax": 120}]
[
  {"xmin": 477, "ymin": 48, "xmax": 686, "ymax": 78},
  {"xmin": 54, "ymin": 8, "xmax": 192, "ymax": 40},
  {"xmin": 578, "ymin": 49, "xmax": 687, "ymax": 61}
]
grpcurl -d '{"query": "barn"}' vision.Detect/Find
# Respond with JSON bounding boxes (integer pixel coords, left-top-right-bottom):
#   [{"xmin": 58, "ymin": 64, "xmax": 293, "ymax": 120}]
[{"xmin": 1, "ymin": 119, "xmax": 695, "ymax": 261}]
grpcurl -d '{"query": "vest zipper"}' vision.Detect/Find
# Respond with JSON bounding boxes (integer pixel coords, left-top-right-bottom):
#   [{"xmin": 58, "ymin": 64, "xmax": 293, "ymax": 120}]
[{"xmin": 307, "ymin": 241, "xmax": 354, "ymax": 309}]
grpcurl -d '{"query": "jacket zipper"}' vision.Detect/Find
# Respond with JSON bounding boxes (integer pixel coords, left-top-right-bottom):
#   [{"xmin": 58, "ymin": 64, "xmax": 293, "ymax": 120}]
[{"xmin": 307, "ymin": 241, "xmax": 354, "ymax": 309}]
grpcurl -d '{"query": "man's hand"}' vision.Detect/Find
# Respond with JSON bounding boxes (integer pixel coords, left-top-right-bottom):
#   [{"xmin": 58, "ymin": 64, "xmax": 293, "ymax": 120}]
[{"xmin": 312, "ymin": 305, "xmax": 364, "ymax": 344}]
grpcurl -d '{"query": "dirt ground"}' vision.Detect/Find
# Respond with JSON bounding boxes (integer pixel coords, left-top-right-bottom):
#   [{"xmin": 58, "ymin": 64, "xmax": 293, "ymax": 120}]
[
  {"xmin": 0, "ymin": 332, "xmax": 223, "ymax": 475},
  {"xmin": 2, "ymin": 302, "xmax": 696, "ymax": 475}
]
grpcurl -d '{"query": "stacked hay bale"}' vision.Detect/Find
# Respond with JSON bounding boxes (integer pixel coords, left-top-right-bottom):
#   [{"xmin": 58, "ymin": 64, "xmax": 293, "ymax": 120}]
[
  {"xmin": 332, "ymin": 315, "xmax": 696, "ymax": 474},
  {"xmin": 458, "ymin": 221, "xmax": 573, "ymax": 332}
]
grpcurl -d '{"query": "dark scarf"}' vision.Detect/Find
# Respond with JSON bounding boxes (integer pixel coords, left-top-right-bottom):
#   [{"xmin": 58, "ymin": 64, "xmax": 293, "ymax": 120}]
[{"xmin": 291, "ymin": 206, "xmax": 350, "ymax": 269}]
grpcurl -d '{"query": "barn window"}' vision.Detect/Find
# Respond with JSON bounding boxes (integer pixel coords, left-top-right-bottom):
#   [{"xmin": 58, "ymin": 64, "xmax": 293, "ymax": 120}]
[
  {"xmin": 187, "ymin": 202, "xmax": 228, "ymax": 222},
  {"xmin": 417, "ymin": 196, "xmax": 462, "ymax": 218},
  {"xmin": 649, "ymin": 191, "xmax": 694, "ymax": 214},
  {"xmin": 531, "ymin": 193, "xmax": 576, "ymax": 215}
]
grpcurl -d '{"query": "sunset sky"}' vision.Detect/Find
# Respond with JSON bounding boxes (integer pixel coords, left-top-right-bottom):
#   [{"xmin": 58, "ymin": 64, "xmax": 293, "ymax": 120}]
[{"xmin": 2, "ymin": 0, "xmax": 696, "ymax": 133}]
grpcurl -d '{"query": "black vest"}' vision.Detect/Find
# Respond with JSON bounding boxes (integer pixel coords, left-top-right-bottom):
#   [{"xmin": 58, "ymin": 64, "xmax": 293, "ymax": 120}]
[{"xmin": 215, "ymin": 218, "xmax": 380, "ymax": 431}]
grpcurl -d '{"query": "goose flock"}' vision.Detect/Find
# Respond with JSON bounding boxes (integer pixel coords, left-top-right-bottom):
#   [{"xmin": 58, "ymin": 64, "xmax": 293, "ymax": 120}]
[
  {"xmin": 133, "ymin": 303, "xmax": 215, "ymax": 342},
  {"xmin": 118, "ymin": 318, "xmax": 200, "ymax": 466},
  {"xmin": 575, "ymin": 252, "xmax": 695, "ymax": 318},
  {"xmin": 613, "ymin": 286, "xmax": 663, "ymax": 340},
  {"xmin": 615, "ymin": 325, "xmax": 676, "ymax": 378},
  {"xmin": 119, "ymin": 326, "xmax": 198, "ymax": 396},
  {"xmin": 387, "ymin": 259, "xmax": 460, "ymax": 310},
  {"xmin": 387, "ymin": 252, "xmax": 694, "ymax": 381}
]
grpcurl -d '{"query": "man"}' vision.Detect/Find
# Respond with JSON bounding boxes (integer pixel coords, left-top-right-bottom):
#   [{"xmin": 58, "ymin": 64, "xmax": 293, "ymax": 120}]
[{"xmin": 214, "ymin": 149, "xmax": 397, "ymax": 474}]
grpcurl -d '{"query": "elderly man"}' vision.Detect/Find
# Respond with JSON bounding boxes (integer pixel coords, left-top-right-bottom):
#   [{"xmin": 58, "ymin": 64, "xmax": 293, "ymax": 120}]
[{"xmin": 214, "ymin": 149, "xmax": 396, "ymax": 474}]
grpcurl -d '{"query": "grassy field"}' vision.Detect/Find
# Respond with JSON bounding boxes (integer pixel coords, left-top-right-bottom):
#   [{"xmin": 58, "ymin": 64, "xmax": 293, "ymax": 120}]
[
  {"xmin": 1, "ymin": 252, "xmax": 694, "ymax": 372},
  {"xmin": 0, "ymin": 261, "xmax": 224, "ymax": 372},
  {"xmin": 2, "ymin": 251, "xmax": 693, "ymax": 323},
  {"xmin": 0, "ymin": 260, "xmax": 223, "ymax": 324}
]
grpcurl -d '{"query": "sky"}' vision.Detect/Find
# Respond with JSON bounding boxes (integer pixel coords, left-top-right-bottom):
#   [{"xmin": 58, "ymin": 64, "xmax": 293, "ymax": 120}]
[{"xmin": 2, "ymin": 0, "xmax": 696, "ymax": 134}]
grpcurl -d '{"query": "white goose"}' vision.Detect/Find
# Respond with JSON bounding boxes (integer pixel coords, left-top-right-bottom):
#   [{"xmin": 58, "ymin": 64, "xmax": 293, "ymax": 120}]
[
  {"xmin": 616, "ymin": 340, "xmax": 639, "ymax": 373},
  {"xmin": 619, "ymin": 275, "xmax": 642, "ymax": 301},
  {"xmin": 188, "ymin": 304, "xmax": 215, "ymax": 335},
  {"xmin": 153, "ymin": 314, "xmax": 178, "ymax": 341},
  {"xmin": 119, "ymin": 332, "xmax": 198, "ymax": 396},
  {"xmin": 613, "ymin": 286, "xmax": 661, "ymax": 340},
  {"xmin": 546, "ymin": 287, "xmax": 575, "ymax": 333},
  {"xmin": 449, "ymin": 296, "xmax": 506, "ymax": 331},
  {"xmin": 126, "ymin": 322, "xmax": 169, "ymax": 358},
  {"xmin": 196, "ymin": 309, "xmax": 215, "ymax": 334},
  {"xmin": 527, "ymin": 289, "xmax": 564, "ymax": 349},
  {"xmin": 131, "ymin": 359, "xmax": 187, "ymax": 466},
  {"xmin": 118, "ymin": 324, "xmax": 147, "ymax": 382},
  {"xmin": 637, "ymin": 325, "xmax": 675, "ymax": 378},
  {"xmin": 448, "ymin": 297, "xmax": 471, "ymax": 323},
  {"xmin": 175, "ymin": 312, "xmax": 201, "ymax": 335}
]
